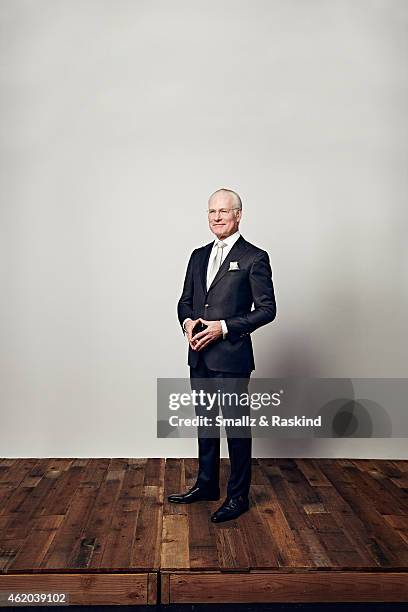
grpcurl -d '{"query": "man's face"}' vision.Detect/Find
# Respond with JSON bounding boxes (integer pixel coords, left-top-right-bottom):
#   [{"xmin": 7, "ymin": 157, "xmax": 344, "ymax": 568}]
[{"xmin": 207, "ymin": 193, "xmax": 242, "ymax": 240}]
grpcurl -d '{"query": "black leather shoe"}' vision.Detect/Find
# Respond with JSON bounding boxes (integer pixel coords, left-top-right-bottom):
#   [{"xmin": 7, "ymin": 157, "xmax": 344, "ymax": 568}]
[
  {"xmin": 168, "ymin": 484, "xmax": 220, "ymax": 504},
  {"xmin": 210, "ymin": 495, "xmax": 249, "ymax": 522}
]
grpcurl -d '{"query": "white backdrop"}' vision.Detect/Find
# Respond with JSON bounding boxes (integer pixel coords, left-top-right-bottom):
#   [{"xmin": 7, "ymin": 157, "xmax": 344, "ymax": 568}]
[{"xmin": 1, "ymin": 0, "xmax": 407, "ymax": 457}]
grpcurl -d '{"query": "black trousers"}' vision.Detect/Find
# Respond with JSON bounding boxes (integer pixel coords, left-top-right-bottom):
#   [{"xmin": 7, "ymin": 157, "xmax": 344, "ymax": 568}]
[{"xmin": 190, "ymin": 354, "xmax": 252, "ymax": 500}]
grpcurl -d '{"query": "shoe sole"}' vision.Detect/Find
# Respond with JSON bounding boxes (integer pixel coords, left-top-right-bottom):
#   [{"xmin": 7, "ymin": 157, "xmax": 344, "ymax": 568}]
[
  {"xmin": 168, "ymin": 495, "xmax": 220, "ymax": 504},
  {"xmin": 211, "ymin": 506, "xmax": 249, "ymax": 522}
]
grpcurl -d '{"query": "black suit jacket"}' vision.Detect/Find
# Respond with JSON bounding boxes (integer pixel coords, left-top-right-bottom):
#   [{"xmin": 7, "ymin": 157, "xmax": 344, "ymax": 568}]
[{"xmin": 178, "ymin": 235, "xmax": 276, "ymax": 373}]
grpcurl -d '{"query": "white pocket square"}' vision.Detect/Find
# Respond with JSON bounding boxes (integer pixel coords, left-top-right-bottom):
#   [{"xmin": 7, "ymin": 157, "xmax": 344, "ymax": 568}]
[{"xmin": 229, "ymin": 261, "xmax": 240, "ymax": 270}]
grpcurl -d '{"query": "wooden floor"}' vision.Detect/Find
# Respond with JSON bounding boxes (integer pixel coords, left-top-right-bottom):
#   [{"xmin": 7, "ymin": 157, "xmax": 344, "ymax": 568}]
[{"xmin": 0, "ymin": 458, "xmax": 408, "ymax": 604}]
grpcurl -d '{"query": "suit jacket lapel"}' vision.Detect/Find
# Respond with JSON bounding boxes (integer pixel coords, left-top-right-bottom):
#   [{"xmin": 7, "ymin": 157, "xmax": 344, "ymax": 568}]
[
  {"xmin": 200, "ymin": 242, "xmax": 213, "ymax": 294},
  {"xmin": 207, "ymin": 235, "xmax": 248, "ymax": 292}
]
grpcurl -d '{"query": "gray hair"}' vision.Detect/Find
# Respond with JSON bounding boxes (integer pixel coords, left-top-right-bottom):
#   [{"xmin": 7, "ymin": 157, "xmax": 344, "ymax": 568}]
[{"xmin": 209, "ymin": 188, "xmax": 242, "ymax": 210}]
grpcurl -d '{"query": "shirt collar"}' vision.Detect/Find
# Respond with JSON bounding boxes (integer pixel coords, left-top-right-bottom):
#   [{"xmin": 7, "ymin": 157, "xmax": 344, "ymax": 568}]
[{"xmin": 213, "ymin": 230, "xmax": 241, "ymax": 249}]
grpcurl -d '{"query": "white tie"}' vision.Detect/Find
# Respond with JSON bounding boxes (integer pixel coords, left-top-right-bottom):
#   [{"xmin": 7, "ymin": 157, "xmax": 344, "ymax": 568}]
[{"xmin": 207, "ymin": 240, "xmax": 227, "ymax": 288}]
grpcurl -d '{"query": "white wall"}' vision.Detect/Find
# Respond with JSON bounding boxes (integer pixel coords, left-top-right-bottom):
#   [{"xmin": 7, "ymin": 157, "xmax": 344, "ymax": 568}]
[{"xmin": 1, "ymin": 0, "xmax": 407, "ymax": 458}]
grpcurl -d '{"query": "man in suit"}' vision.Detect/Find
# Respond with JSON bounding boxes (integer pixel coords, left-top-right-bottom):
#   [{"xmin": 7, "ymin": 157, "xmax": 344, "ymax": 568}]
[{"xmin": 168, "ymin": 188, "xmax": 276, "ymax": 522}]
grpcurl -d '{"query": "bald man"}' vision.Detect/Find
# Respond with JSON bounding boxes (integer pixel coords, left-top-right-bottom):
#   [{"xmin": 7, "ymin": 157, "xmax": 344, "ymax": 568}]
[{"xmin": 168, "ymin": 189, "xmax": 277, "ymax": 522}]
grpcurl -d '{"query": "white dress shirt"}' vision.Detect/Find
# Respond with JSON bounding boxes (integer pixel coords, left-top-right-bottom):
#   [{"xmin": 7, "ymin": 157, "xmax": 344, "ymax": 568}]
[
  {"xmin": 206, "ymin": 230, "xmax": 241, "ymax": 290},
  {"xmin": 183, "ymin": 231, "xmax": 240, "ymax": 340}
]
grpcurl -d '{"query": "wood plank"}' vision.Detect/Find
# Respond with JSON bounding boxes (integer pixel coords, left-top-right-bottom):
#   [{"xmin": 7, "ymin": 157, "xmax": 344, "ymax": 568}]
[
  {"xmin": 295, "ymin": 459, "xmax": 332, "ymax": 487},
  {"xmin": 0, "ymin": 460, "xmax": 17, "ymax": 477},
  {"xmin": 95, "ymin": 459, "xmax": 144, "ymax": 570},
  {"xmin": 346, "ymin": 462, "xmax": 407, "ymax": 515},
  {"xmin": 305, "ymin": 512, "xmax": 370, "ymax": 568},
  {"xmin": 161, "ymin": 515, "xmax": 189, "ymax": 570},
  {"xmin": 317, "ymin": 470, "xmax": 400, "ymax": 568},
  {"xmin": 0, "ymin": 460, "xmax": 39, "ymax": 488},
  {"xmin": 351, "ymin": 459, "xmax": 378, "ymax": 472},
  {"xmin": 41, "ymin": 482, "xmax": 100, "ymax": 570},
  {"xmin": 250, "ymin": 459, "xmax": 270, "ymax": 485},
  {"xmin": 183, "ymin": 458, "xmax": 198, "ymax": 489},
  {"xmin": 130, "ymin": 485, "xmax": 163, "ymax": 570},
  {"xmin": 0, "ymin": 539, "xmax": 25, "ymax": 571},
  {"xmin": 259, "ymin": 498, "xmax": 310, "ymax": 568},
  {"xmin": 259, "ymin": 459, "xmax": 331, "ymax": 568},
  {"xmin": 370, "ymin": 461, "xmax": 408, "ymax": 497},
  {"xmin": 215, "ymin": 528, "xmax": 250, "ymax": 572},
  {"xmin": 319, "ymin": 461, "xmax": 408, "ymax": 567},
  {"xmin": 330, "ymin": 510, "xmax": 383, "ymax": 567},
  {"xmin": 163, "ymin": 459, "xmax": 186, "ymax": 516},
  {"xmin": 0, "ymin": 487, "xmax": 13, "ymax": 510},
  {"xmin": 392, "ymin": 460, "xmax": 408, "ymax": 473},
  {"xmin": 251, "ymin": 476, "xmax": 328, "ymax": 569},
  {"xmin": 82, "ymin": 459, "xmax": 132, "ymax": 570},
  {"xmin": 383, "ymin": 515, "xmax": 408, "ymax": 546},
  {"xmin": 187, "ymin": 497, "xmax": 219, "ymax": 570},
  {"xmin": 8, "ymin": 516, "xmax": 64, "ymax": 571},
  {"xmin": 144, "ymin": 458, "xmax": 165, "ymax": 486},
  {"xmin": 182, "ymin": 457, "xmax": 220, "ymax": 570},
  {"xmin": 259, "ymin": 459, "xmax": 315, "ymax": 529},
  {"xmin": 147, "ymin": 572, "xmax": 158, "ymax": 604},
  {"xmin": 35, "ymin": 460, "xmax": 85, "ymax": 517},
  {"xmin": 169, "ymin": 571, "xmax": 408, "ymax": 603},
  {"xmin": 240, "ymin": 485, "xmax": 281, "ymax": 568},
  {"xmin": 35, "ymin": 458, "xmax": 111, "ymax": 570},
  {"xmin": 296, "ymin": 528, "xmax": 332, "ymax": 568},
  {"xmin": 313, "ymin": 484, "xmax": 352, "ymax": 513},
  {"xmin": 0, "ymin": 460, "xmax": 47, "ymax": 519},
  {"xmin": 72, "ymin": 458, "xmax": 110, "ymax": 489},
  {"xmin": 160, "ymin": 572, "xmax": 170, "ymax": 604},
  {"xmin": 0, "ymin": 573, "xmax": 148, "ymax": 606},
  {"xmin": 0, "ymin": 461, "xmax": 62, "ymax": 543}
]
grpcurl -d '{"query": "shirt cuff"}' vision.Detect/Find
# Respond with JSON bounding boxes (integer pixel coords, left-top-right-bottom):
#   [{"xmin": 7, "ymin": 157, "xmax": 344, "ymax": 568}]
[
  {"xmin": 182, "ymin": 318, "xmax": 192, "ymax": 334},
  {"xmin": 220, "ymin": 319, "xmax": 228, "ymax": 339}
]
